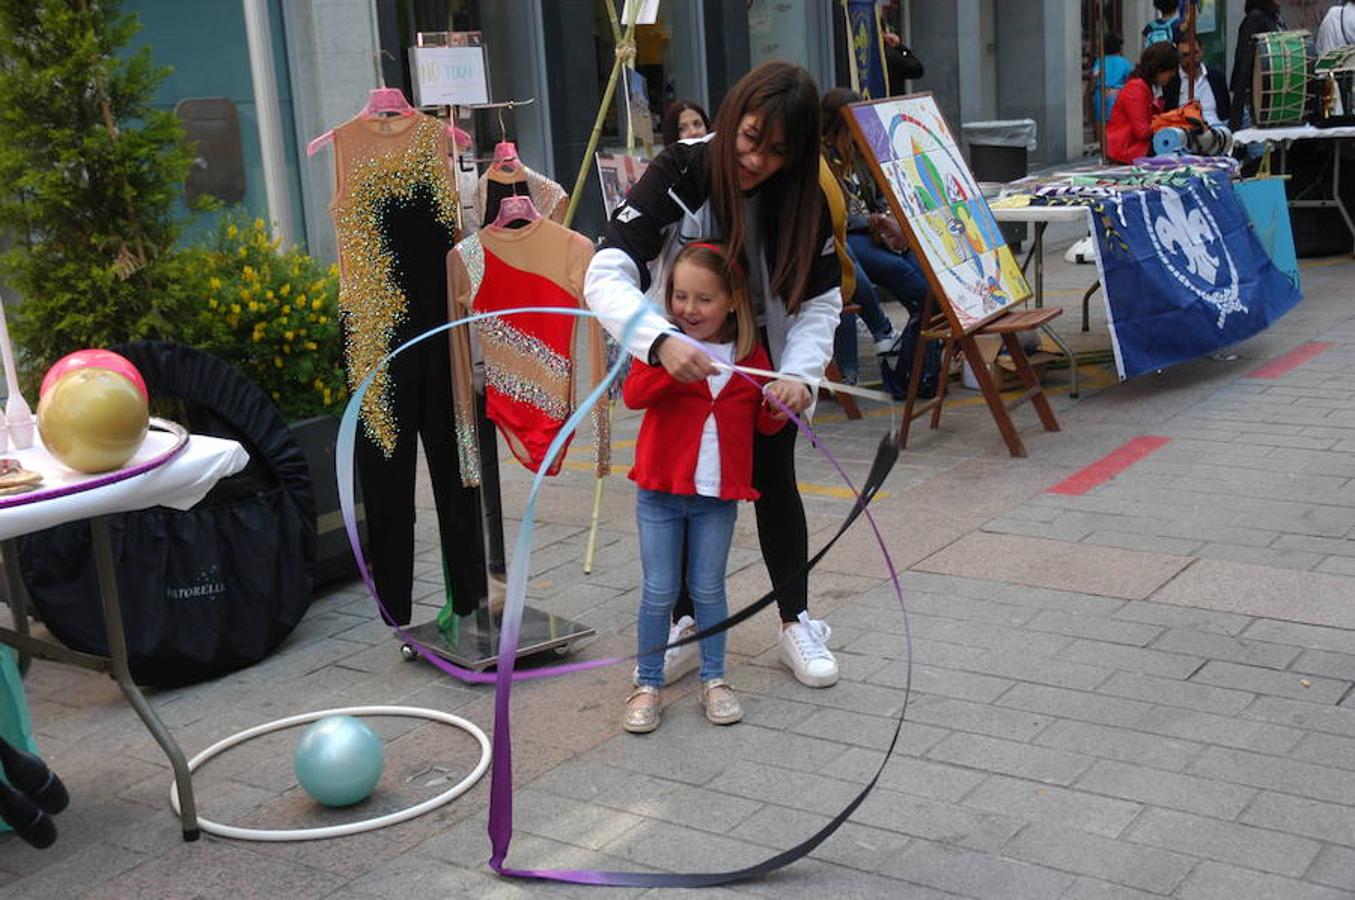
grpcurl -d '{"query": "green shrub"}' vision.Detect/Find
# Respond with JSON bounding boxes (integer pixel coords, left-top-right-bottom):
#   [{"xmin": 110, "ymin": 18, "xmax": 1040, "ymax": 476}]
[{"xmin": 180, "ymin": 216, "xmax": 347, "ymax": 421}]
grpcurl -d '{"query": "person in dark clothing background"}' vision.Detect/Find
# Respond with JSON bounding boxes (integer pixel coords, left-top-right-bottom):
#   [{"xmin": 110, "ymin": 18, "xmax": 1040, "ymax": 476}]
[
  {"xmin": 882, "ymin": 25, "xmax": 924, "ymax": 91},
  {"xmin": 1229, "ymin": 0, "xmax": 1285, "ymax": 132}
]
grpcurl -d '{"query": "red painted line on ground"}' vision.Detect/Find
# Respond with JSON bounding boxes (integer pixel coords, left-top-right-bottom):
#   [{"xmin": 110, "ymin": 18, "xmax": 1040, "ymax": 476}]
[
  {"xmin": 1247, "ymin": 342, "xmax": 1337, "ymax": 379},
  {"xmin": 1048, "ymin": 436, "xmax": 1173, "ymax": 496}
]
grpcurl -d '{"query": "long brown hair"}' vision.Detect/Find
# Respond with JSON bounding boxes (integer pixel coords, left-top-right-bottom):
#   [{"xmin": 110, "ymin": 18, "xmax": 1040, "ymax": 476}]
[
  {"xmin": 664, "ymin": 241, "xmax": 757, "ymax": 361},
  {"xmin": 708, "ymin": 61, "xmax": 824, "ymax": 314}
]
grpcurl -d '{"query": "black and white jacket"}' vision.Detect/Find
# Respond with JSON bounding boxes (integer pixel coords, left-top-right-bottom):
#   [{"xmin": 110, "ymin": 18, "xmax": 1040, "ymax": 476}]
[{"xmin": 583, "ymin": 134, "xmax": 843, "ymax": 395}]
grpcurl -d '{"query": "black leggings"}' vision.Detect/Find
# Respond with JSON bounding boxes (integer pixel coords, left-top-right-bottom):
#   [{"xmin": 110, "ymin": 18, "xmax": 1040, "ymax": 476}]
[{"xmin": 673, "ymin": 423, "xmax": 808, "ymax": 624}]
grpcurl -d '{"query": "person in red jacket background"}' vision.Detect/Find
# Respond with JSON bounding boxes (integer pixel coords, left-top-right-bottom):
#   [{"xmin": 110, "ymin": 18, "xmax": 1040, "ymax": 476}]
[
  {"xmin": 1106, "ymin": 41, "xmax": 1180, "ymax": 164},
  {"xmin": 621, "ymin": 241, "xmax": 784, "ymax": 734}
]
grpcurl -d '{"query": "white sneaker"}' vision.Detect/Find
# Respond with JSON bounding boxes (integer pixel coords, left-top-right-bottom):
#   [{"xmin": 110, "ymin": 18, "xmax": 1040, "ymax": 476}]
[
  {"xmin": 779, "ymin": 612, "xmax": 840, "ymax": 687},
  {"xmin": 873, "ymin": 332, "xmax": 897, "ymax": 355},
  {"xmin": 633, "ymin": 615, "xmax": 700, "ymax": 686}
]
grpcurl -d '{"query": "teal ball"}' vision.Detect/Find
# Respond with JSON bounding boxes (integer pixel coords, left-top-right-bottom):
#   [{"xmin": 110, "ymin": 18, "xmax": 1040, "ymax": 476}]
[{"xmin": 293, "ymin": 715, "xmax": 384, "ymax": 807}]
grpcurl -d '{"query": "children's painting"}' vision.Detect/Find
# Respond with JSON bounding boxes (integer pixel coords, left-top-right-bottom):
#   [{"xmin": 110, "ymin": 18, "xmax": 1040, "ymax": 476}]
[{"xmin": 847, "ymin": 94, "xmax": 1030, "ymax": 331}]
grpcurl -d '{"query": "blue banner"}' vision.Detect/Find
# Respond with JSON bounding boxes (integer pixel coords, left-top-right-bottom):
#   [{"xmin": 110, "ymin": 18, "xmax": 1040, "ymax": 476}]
[
  {"xmin": 845, "ymin": 0, "xmax": 887, "ymax": 98},
  {"xmin": 1091, "ymin": 173, "xmax": 1303, "ymax": 379}
]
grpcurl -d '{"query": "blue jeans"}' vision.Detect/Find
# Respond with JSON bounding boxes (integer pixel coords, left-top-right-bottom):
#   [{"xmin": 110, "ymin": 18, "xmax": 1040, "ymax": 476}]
[
  {"xmin": 834, "ymin": 247, "xmax": 893, "ymax": 382},
  {"xmin": 847, "ymin": 232, "xmax": 929, "ymax": 315},
  {"xmin": 635, "ymin": 489, "xmax": 737, "ymax": 686}
]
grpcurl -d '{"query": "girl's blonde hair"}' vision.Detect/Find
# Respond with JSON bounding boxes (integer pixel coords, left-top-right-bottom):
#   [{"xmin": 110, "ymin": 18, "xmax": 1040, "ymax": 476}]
[{"xmin": 665, "ymin": 241, "xmax": 757, "ymax": 361}]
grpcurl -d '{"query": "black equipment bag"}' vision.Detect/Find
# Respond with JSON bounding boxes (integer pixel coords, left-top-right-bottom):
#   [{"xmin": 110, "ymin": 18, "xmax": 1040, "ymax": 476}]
[
  {"xmin": 879, "ymin": 317, "xmax": 942, "ymax": 401},
  {"xmin": 18, "ymin": 341, "xmax": 316, "ymax": 687}
]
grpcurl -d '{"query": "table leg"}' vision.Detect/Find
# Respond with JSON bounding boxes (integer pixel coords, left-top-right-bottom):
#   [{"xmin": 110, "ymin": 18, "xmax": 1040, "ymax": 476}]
[
  {"xmin": 1033, "ymin": 222, "xmax": 1046, "ymax": 309},
  {"xmin": 1331, "ymin": 140, "xmax": 1355, "ymax": 257},
  {"xmin": 89, "ymin": 518, "xmax": 199, "ymax": 841},
  {"xmin": 0, "ymin": 541, "xmax": 31, "ymax": 674}
]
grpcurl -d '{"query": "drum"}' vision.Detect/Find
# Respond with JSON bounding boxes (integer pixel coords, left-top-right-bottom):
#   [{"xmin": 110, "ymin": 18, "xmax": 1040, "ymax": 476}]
[{"xmin": 1252, "ymin": 30, "xmax": 1315, "ymax": 127}]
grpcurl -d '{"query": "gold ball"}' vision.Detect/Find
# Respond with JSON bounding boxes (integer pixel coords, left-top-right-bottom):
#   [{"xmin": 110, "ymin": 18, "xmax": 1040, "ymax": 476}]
[{"xmin": 37, "ymin": 368, "xmax": 150, "ymax": 473}]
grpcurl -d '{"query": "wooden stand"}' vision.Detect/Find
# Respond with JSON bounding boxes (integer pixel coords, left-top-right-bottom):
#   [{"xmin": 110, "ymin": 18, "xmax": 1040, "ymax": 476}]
[{"xmin": 900, "ymin": 294, "xmax": 1062, "ymax": 458}]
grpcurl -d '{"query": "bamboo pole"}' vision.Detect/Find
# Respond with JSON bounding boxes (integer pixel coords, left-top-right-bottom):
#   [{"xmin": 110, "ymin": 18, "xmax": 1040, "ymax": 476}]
[{"xmin": 577, "ymin": 1, "xmax": 642, "ymax": 573}]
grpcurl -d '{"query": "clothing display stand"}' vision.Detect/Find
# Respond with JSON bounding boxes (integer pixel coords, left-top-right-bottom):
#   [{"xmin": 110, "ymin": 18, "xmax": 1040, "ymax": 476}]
[{"xmin": 400, "ymin": 399, "xmax": 594, "ymax": 670}]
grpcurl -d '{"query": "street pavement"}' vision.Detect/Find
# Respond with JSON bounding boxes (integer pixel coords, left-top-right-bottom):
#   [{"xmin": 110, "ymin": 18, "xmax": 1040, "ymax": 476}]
[{"xmin": 3, "ymin": 228, "xmax": 1355, "ymax": 898}]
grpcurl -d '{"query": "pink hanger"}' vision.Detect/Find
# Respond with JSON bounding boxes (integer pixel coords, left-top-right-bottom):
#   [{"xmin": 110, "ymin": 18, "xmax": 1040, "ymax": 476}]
[
  {"xmin": 491, "ymin": 194, "xmax": 540, "ymax": 228},
  {"xmin": 306, "ymin": 88, "xmax": 467, "ymax": 157}
]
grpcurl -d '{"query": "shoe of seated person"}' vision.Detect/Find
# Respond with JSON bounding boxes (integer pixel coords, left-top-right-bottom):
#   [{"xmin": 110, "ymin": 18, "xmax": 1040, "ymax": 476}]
[
  {"xmin": 779, "ymin": 611, "xmax": 840, "ymax": 687},
  {"xmin": 874, "ymin": 332, "xmax": 897, "ymax": 355},
  {"xmin": 632, "ymin": 615, "xmax": 699, "ymax": 686}
]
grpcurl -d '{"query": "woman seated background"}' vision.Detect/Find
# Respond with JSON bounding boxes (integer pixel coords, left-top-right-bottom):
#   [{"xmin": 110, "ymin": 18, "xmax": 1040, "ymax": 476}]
[
  {"xmin": 1105, "ymin": 41, "xmax": 1180, "ymax": 164},
  {"xmin": 660, "ymin": 99, "xmax": 711, "ymax": 146},
  {"xmin": 820, "ymin": 89, "xmax": 930, "ymax": 370}
]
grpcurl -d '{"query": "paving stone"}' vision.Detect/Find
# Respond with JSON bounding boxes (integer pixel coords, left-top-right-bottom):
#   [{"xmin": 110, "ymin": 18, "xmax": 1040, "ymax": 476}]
[
  {"xmin": 1099, "ymin": 671, "xmax": 1254, "ymax": 715},
  {"xmin": 926, "ymin": 733, "xmax": 1094, "ymax": 786},
  {"xmin": 735, "ymin": 857, "xmax": 962, "ymax": 900},
  {"xmin": 829, "ymin": 747, "xmax": 990, "ymax": 803},
  {"xmin": 960, "ymin": 775, "xmax": 1141, "ymax": 838},
  {"xmin": 1305, "ymin": 845, "xmax": 1355, "ymax": 891},
  {"xmin": 913, "ymin": 533, "xmax": 1192, "ymax": 601},
  {"xmin": 1191, "ymin": 660, "xmax": 1351, "ymax": 704},
  {"xmin": 790, "ymin": 707, "xmax": 944, "ymax": 754},
  {"xmin": 1033, "ymin": 719, "xmax": 1202, "ymax": 771},
  {"xmin": 878, "ymin": 839, "xmax": 1075, "ymax": 899},
  {"xmin": 1111, "ymin": 601, "xmax": 1253, "ymax": 635},
  {"xmin": 852, "ymin": 787, "xmax": 1023, "ymax": 852},
  {"xmin": 1056, "ymin": 877, "xmax": 1167, "ymax": 900},
  {"xmin": 1151, "ymin": 559, "xmax": 1355, "ymax": 629},
  {"xmin": 1134, "ymin": 704, "xmax": 1303, "ymax": 755},
  {"xmin": 1241, "ymin": 619, "xmax": 1355, "ymax": 654},
  {"xmin": 1175, "ymin": 860, "xmax": 1354, "ymax": 900},
  {"xmin": 1075, "ymin": 760, "xmax": 1255, "ymax": 819},
  {"xmin": 1290, "ymin": 731, "xmax": 1355, "ymax": 772},
  {"xmin": 962, "ymin": 649, "xmax": 1113, "ymax": 691},
  {"xmin": 600, "ymin": 818, "xmax": 777, "ymax": 872},
  {"xmin": 1124, "ymin": 807, "xmax": 1321, "ymax": 877},
  {"xmin": 724, "ymin": 804, "xmax": 910, "ymax": 872},
  {"xmin": 1149, "ymin": 629, "xmax": 1302, "ymax": 670},
  {"xmin": 867, "ymin": 660, "xmax": 1017, "ymax": 704},
  {"xmin": 995, "ymin": 682, "xmax": 1154, "ymax": 730},
  {"xmin": 1057, "ymin": 638, "xmax": 1204, "ymax": 679},
  {"xmin": 1242, "ymin": 695, "xmax": 1355, "ymax": 737},
  {"xmin": 1002, "ymin": 822, "xmax": 1195, "ymax": 894},
  {"xmin": 1188, "ymin": 745, "xmax": 1355, "ymax": 805},
  {"xmin": 1023, "ymin": 610, "xmax": 1162, "ymax": 646},
  {"xmin": 1292, "ymin": 648, "xmax": 1355, "ymax": 681},
  {"xmin": 903, "ymin": 695, "xmax": 1052, "ymax": 742}
]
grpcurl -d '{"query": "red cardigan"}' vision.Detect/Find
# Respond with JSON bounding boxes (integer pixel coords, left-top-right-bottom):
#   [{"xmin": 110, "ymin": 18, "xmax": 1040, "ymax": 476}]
[
  {"xmin": 623, "ymin": 345, "xmax": 785, "ymax": 501},
  {"xmin": 1105, "ymin": 77, "xmax": 1164, "ymax": 164}
]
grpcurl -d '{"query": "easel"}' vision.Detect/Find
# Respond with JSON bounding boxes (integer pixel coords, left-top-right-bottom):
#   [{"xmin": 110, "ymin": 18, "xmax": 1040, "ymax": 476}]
[{"xmin": 843, "ymin": 93, "xmax": 1062, "ymax": 458}]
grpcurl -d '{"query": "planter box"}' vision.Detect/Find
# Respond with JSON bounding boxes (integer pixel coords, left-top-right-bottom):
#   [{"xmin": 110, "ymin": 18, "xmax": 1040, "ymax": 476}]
[{"xmin": 289, "ymin": 415, "xmax": 367, "ymax": 588}]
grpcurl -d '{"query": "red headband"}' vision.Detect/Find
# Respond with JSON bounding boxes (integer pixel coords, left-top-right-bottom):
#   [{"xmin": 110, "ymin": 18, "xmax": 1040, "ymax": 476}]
[{"xmin": 685, "ymin": 241, "xmax": 743, "ymax": 278}]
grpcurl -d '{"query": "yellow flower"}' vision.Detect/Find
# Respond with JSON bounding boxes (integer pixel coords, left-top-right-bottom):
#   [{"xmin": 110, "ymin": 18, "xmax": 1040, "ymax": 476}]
[
  {"xmin": 311, "ymin": 299, "xmax": 323, "ymax": 311},
  {"xmin": 247, "ymin": 301, "xmax": 259, "ymax": 313},
  {"xmin": 230, "ymin": 303, "xmax": 241, "ymax": 314},
  {"xmin": 237, "ymin": 247, "xmax": 247, "ymax": 258},
  {"xmin": 265, "ymin": 290, "xmax": 274, "ymax": 300},
  {"xmin": 279, "ymin": 284, "xmax": 290, "ymax": 297},
  {"xmin": 254, "ymin": 217, "xmax": 266, "ymax": 232},
  {"xmin": 284, "ymin": 331, "xmax": 294, "ymax": 341},
  {"xmin": 252, "ymin": 332, "xmax": 262, "ymax": 343},
  {"xmin": 304, "ymin": 341, "xmax": 317, "ymax": 351},
  {"xmin": 208, "ymin": 298, "xmax": 218, "ymax": 309},
  {"xmin": 209, "ymin": 276, "xmax": 222, "ymax": 291},
  {"xmin": 281, "ymin": 304, "xmax": 291, "ymax": 315},
  {"xmin": 226, "ymin": 223, "xmax": 238, "ymax": 238},
  {"xmin": 273, "ymin": 356, "xmax": 283, "ymax": 368}
]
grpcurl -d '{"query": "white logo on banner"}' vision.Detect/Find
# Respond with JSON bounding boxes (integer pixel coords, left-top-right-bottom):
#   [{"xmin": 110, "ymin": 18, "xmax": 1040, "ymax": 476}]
[{"xmin": 1138, "ymin": 184, "xmax": 1246, "ymax": 328}]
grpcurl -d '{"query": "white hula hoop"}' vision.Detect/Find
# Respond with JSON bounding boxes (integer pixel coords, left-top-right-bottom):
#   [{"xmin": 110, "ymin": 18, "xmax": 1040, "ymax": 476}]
[{"xmin": 168, "ymin": 705, "xmax": 491, "ymax": 842}]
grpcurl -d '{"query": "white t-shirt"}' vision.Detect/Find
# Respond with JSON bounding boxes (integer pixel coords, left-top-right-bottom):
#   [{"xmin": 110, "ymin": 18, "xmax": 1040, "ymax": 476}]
[
  {"xmin": 1317, "ymin": 4, "xmax": 1355, "ymax": 55},
  {"xmin": 693, "ymin": 341, "xmax": 734, "ymax": 498},
  {"xmin": 1179, "ymin": 64, "xmax": 1223, "ymax": 127}
]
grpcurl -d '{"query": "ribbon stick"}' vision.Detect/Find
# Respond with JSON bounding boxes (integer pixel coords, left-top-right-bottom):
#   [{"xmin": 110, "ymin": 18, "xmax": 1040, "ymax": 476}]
[{"xmin": 336, "ymin": 304, "xmax": 910, "ymax": 887}]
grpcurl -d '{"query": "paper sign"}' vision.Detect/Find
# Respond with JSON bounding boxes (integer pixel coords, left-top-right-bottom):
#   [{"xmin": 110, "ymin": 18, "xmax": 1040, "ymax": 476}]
[
  {"xmin": 408, "ymin": 46, "xmax": 490, "ymax": 107},
  {"xmin": 621, "ymin": 0, "xmax": 660, "ymax": 26}
]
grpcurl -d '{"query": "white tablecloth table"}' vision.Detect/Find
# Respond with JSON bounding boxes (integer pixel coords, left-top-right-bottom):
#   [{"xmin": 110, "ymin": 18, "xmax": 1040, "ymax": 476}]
[{"xmin": 0, "ymin": 428, "xmax": 247, "ymax": 841}]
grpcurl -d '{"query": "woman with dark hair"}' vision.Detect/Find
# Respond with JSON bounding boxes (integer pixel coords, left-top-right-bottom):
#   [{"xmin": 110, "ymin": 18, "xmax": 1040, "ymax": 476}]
[
  {"xmin": 1228, "ymin": 0, "xmax": 1285, "ymax": 132},
  {"xmin": 660, "ymin": 100, "xmax": 711, "ymax": 146},
  {"xmin": 586, "ymin": 61, "xmax": 844, "ymax": 688},
  {"xmin": 1105, "ymin": 41, "xmax": 1180, "ymax": 163}
]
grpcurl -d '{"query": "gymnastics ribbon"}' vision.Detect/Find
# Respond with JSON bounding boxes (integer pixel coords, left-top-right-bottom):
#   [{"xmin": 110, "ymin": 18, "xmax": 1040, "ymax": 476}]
[{"xmin": 336, "ymin": 305, "xmax": 910, "ymax": 887}]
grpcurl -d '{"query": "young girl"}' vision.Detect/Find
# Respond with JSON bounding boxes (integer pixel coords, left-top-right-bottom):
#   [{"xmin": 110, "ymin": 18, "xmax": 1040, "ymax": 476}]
[
  {"xmin": 587, "ymin": 61, "xmax": 844, "ymax": 691},
  {"xmin": 1105, "ymin": 41, "xmax": 1180, "ymax": 164},
  {"xmin": 621, "ymin": 242, "xmax": 784, "ymax": 733}
]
